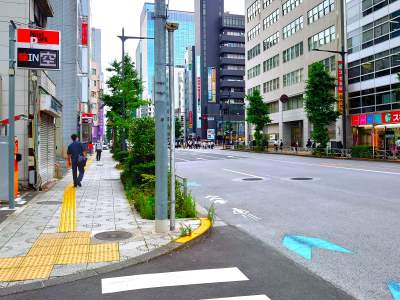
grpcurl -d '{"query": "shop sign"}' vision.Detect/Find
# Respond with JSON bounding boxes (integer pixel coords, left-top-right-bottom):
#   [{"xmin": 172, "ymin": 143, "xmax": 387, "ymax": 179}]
[
  {"xmin": 351, "ymin": 111, "xmax": 400, "ymax": 126},
  {"xmin": 189, "ymin": 111, "xmax": 193, "ymax": 129},
  {"xmin": 337, "ymin": 61, "xmax": 344, "ymax": 114},
  {"xmin": 16, "ymin": 28, "xmax": 61, "ymax": 70},
  {"xmin": 207, "ymin": 129, "xmax": 215, "ymax": 140},
  {"xmin": 81, "ymin": 21, "xmax": 88, "ymax": 46}
]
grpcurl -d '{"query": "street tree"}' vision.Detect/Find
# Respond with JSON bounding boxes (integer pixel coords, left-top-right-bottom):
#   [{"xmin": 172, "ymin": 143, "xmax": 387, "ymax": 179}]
[
  {"xmin": 103, "ymin": 55, "xmax": 145, "ymax": 153},
  {"xmin": 305, "ymin": 62, "xmax": 339, "ymax": 149},
  {"xmin": 246, "ymin": 89, "xmax": 271, "ymax": 150},
  {"xmin": 175, "ymin": 117, "xmax": 183, "ymax": 140}
]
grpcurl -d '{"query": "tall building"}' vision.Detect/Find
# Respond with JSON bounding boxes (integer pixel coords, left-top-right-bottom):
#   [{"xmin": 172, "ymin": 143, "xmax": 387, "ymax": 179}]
[
  {"xmin": 0, "ymin": 0, "xmax": 61, "ymax": 188},
  {"xmin": 48, "ymin": 0, "xmax": 91, "ymax": 147},
  {"xmin": 194, "ymin": 0, "xmax": 246, "ymax": 141},
  {"xmin": 244, "ymin": 0, "xmax": 345, "ymax": 147},
  {"xmin": 346, "ymin": 0, "xmax": 400, "ymax": 149},
  {"xmin": 136, "ymin": 3, "xmax": 195, "ymax": 117},
  {"xmin": 90, "ymin": 28, "xmax": 104, "ymax": 143}
]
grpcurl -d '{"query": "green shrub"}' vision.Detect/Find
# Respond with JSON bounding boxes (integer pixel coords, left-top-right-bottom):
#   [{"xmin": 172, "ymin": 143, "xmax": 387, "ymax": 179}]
[
  {"xmin": 351, "ymin": 145, "xmax": 373, "ymax": 158},
  {"xmin": 113, "ymin": 150, "xmax": 129, "ymax": 164}
]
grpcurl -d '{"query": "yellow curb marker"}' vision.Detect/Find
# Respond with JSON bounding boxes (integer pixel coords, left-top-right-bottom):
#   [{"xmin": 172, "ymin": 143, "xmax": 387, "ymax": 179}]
[{"xmin": 176, "ymin": 218, "xmax": 212, "ymax": 244}]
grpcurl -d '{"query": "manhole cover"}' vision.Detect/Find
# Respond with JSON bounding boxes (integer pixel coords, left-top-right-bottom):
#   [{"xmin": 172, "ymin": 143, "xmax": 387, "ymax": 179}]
[
  {"xmin": 290, "ymin": 177, "xmax": 313, "ymax": 181},
  {"xmin": 242, "ymin": 177, "xmax": 263, "ymax": 181},
  {"xmin": 37, "ymin": 201, "xmax": 62, "ymax": 205},
  {"xmin": 94, "ymin": 231, "xmax": 133, "ymax": 241}
]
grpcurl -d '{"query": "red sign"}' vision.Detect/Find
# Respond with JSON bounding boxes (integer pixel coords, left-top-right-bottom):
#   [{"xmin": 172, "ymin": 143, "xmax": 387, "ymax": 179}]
[
  {"xmin": 351, "ymin": 111, "xmax": 400, "ymax": 126},
  {"xmin": 351, "ymin": 115, "xmax": 360, "ymax": 126},
  {"xmin": 337, "ymin": 61, "xmax": 344, "ymax": 114},
  {"xmin": 82, "ymin": 113, "xmax": 94, "ymax": 118},
  {"xmin": 189, "ymin": 111, "xmax": 193, "ymax": 129},
  {"xmin": 81, "ymin": 22, "xmax": 88, "ymax": 46},
  {"xmin": 17, "ymin": 28, "xmax": 60, "ymax": 46}
]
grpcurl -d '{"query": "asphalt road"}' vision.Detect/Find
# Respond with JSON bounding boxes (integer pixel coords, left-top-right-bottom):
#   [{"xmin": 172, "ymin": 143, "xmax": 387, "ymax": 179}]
[
  {"xmin": 2, "ymin": 226, "xmax": 354, "ymax": 300},
  {"xmin": 176, "ymin": 149, "xmax": 400, "ymax": 300}
]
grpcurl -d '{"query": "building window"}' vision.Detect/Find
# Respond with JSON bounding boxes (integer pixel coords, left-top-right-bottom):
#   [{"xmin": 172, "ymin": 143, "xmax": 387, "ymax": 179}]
[
  {"xmin": 283, "ymin": 68, "xmax": 304, "ymax": 87},
  {"xmin": 247, "ymin": 0, "xmax": 261, "ymax": 22},
  {"xmin": 308, "ymin": 25, "xmax": 336, "ymax": 50},
  {"xmin": 224, "ymin": 53, "xmax": 246, "ymax": 59},
  {"xmin": 263, "ymin": 0, "xmax": 272, "ymax": 9},
  {"xmin": 248, "ymin": 44, "xmax": 261, "ymax": 60},
  {"xmin": 263, "ymin": 9, "xmax": 279, "ymax": 30},
  {"xmin": 283, "ymin": 94, "xmax": 304, "ymax": 111},
  {"xmin": 283, "ymin": 41, "xmax": 303, "ymax": 63},
  {"xmin": 263, "ymin": 31, "xmax": 279, "ymax": 51},
  {"xmin": 91, "ymin": 68, "xmax": 96, "ymax": 75},
  {"xmin": 223, "ymin": 30, "xmax": 244, "ymax": 36},
  {"xmin": 247, "ymin": 23, "xmax": 261, "ymax": 41},
  {"xmin": 347, "ymin": 46, "xmax": 400, "ymax": 84},
  {"xmin": 268, "ymin": 101, "xmax": 279, "ymax": 113},
  {"xmin": 263, "ymin": 54, "xmax": 279, "ymax": 72},
  {"xmin": 224, "ymin": 65, "xmax": 245, "ymax": 70},
  {"xmin": 282, "ymin": 0, "xmax": 303, "ymax": 16},
  {"xmin": 221, "ymin": 42, "xmax": 245, "ymax": 48},
  {"xmin": 307, "ymin": 0, "xmax": 335, "ymax": 24},
  {"xmin": 282, "ymin": 16, "xmax": 304, "ymax": 39},
  {"xmin": 362, "ymin": 0, "xmax": 395, "ymax": 17},
  {"xmin": 263, "ymin": 78, "xmax": 280, "ymax": 93},
  {"xmin": 93, "ymin": 80, "xmax": 97, "ymax": 87},
  {"xmin": 247, "ymin": 64, "xmax": 261, "ymax": 79},
  {"xmin": 347, "ymin": 10, "xmax": 400, "ymax": 54},
  {"xmin": 317, "ymin": 55, "xmax": 336, "ymax": 72},
  {"xmin": 247, "ymin": 85, "xmax": 261, "ymax": 95}
]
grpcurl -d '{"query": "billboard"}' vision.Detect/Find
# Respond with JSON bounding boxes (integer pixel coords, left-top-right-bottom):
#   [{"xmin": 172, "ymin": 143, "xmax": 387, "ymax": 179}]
[
  {"xmin": 196, "ymin": 56, "xmax": 201, "ymax": 128},
  {"xmin": 208, "ymin": 67, "xmax": 217, "ymax": 103},
  {"xmin": 16, "ymin": 28, "xmax": 61, "ymax": 70}
]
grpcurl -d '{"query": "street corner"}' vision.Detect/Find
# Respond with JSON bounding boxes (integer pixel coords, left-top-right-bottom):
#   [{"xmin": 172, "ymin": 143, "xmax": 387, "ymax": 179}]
[{"xmin": 175, "ymin": 218, "xmax": 212, "ymax": 244}]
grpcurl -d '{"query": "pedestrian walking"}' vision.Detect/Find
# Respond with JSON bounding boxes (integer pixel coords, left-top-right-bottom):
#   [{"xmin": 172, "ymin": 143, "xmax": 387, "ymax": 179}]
[
  {"xmin": 274, "ymin": 139, "xmax": 279, "ymax": 152},
  {"xmin": 67, "ymin": 134, "xmax": 86, "ymax": 188},
  {"xmin": 306, "ymin": 139, "xmax": 312, "ymax": 151},
  {"xmin": 95, "ymin": 141, "xmax": 102, "ymax": 161},
  {"xmin": 279, "ymin": 139, "xmax": 283, "ymax": 151}
]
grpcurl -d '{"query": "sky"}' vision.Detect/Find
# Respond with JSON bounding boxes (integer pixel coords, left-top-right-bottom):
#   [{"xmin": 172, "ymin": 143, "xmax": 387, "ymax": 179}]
[{"xmin": 91, "ymin": 0, "xmax": 245, "ymax": 78}]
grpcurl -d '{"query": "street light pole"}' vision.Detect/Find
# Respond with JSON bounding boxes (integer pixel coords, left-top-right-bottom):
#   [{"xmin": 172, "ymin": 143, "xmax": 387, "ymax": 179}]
[
  {"xmin": 117, "ymin": 29, "xmax": 154, "ymax": 151},
  {"xmin": 166, "ymin": 22, "xmax": 179, "ymax": 231}
]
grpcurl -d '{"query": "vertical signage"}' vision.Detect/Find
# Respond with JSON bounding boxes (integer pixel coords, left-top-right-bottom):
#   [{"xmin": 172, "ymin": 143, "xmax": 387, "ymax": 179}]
[
  {"xmin": 16, "ymin": 28, "xmax": 61, "ymax": 70},
  {"xmin": 208, "ymin": 67, "xmax": 212, "ymax": 102},
  {"xmin": 189, "ymin": 111, "xmax": 193, "ymax": 129},
  {"xmin": 196, "ymin": 56, "xmax": 201, "ymax": 128},
  {"xmin": 211, "ymin": 67, "xmax": 217, "ymax": 103},
  {"xmin": 337, "ymin": 60, "xmax": 344, "ymax": 114},
  {"xmin": 81, "ymin": 21, "xmax": 88, "ymax": 46}
]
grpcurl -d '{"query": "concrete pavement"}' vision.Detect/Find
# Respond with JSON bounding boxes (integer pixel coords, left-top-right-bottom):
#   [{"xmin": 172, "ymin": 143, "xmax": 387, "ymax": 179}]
[{"xmin": 176, "ymin": 149, "xmax": 400, "ymax": 300}]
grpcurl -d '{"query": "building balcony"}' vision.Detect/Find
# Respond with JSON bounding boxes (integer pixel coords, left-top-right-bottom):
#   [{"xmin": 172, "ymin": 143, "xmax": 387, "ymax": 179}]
[
  {"xmin": 220, "ymin": 35, "xmax": 245, "ymax": 43},
  {"xmin": 220, "ymin": 57, "xmax": 245, "ymax": 66},
  {"xmin": 219, "ymin": 46, "xmax": 245, "ymax": 55},
  {"xmin": 220, "ymin": 69, "xmax": 245, "ymax": 77},
  {"xmin": 220, "ymin": 80, "xmax": 245, "ymax": 89}
]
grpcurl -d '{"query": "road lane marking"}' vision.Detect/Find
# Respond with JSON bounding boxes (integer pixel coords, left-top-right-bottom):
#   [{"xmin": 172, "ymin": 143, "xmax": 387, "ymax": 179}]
[
  {"xmin": 101, "ymin": 267, "xmax": 249, "ymax": 294},
  {"xmin": 206, "ymin": 195, "xmax": 227, "ymax": 205},
  {"xmin": 176, "ymin": 157, "xmax": 191, "ymax": 162},
  {"xmin": 202, "ymin": 295, "xmax": 271, "ymax": 300},
  {"xmin": 222, "ymin": 168, "xmax": 263, "ymax": 179},
  {"xmin": 232, "ymin": 208, "xmax": 261, "ymax": 221},
  {"xmin": 320, "ymin": 164, "xmax": 400, "ymax": 175}
]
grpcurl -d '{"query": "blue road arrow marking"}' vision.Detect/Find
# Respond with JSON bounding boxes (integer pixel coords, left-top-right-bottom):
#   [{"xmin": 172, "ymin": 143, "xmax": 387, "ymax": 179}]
[
  {"xmin": 187, "ymin": 181, "xmax": 201, "ymax": 188},
  {"xmin": 283, "ymin": 235, "xmax": 352, "ymax": 260},
  {"xmin": 388, "ymin": 281, "xmax": 400, "ymax": 300}
]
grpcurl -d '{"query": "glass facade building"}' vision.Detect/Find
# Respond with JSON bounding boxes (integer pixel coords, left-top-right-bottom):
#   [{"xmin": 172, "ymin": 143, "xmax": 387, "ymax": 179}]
[{"xmin": 137, "ymin": 3, "xmax": 195, "ymax": 101}]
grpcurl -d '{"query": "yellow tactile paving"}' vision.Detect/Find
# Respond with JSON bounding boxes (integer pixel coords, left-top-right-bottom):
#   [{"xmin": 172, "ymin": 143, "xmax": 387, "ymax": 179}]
[
  {"xmin": 88, "ymin": 250, "xmax": 119, "ymax": 263},
  {"xmin": 89, "ymin": 243, "xmax": 119, "ymax": 254},
  {"xmin": 20, "ymin": 255, "xmax": 57, "ymax": 267},
  {"xmin": 65, "ymin": 232, "xmax": 91, "ymax": 238},
  {"xmin": 33, "ymin": 238, "xmax": 65, "ymax": 248},
  {"xmin": 58, "ymin": 185, "xmax": 76, "ymax": 233},
  {"xmin": 62, "ymin": 237, "xmax": 91, "ymax": 246},
  {"xmin": 27, "ymin": 246, "xmax": 61, "ymax": 257},
  {"xmin": 12, "ymin": 265, "xmax": 53, "ymax": 281},
  {"xmin": 59, "ymin": 245, "xmax": 89, "ymax": 255},
  {"xmin": 56, "ymin": 253, "xmax": 88, "ymax": 265},
  {"xmin": 0, "ymin": 268, "xmax": 17, "ymax": 282},
  {"xmin": 39, "ymin": 233, "xmax": 67, "ymax": 240},
  {"xmin": 0, "ymin": 257, "xmax": 24, "ymax": 269}
]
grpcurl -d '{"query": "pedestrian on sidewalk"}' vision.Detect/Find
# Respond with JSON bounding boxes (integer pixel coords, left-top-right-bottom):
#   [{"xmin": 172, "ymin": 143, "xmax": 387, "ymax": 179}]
[
  {"xmin": 95, "ymin": 140, "xmax": 102, "ymax": 161},
  {"xmin": 67, "ymin": 134, "xmax": 86, "ymax": 188},
  {"xmin": 274, "ymin": 139, "xmax": 279, "ymax": 152},
  {"xmin": 279, "ymin": 139, "xmax": 283, "ymax": 151}
]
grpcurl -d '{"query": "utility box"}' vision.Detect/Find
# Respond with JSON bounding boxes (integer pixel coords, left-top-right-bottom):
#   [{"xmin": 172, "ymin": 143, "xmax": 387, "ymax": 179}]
[{"xmin": 0, "ymin": 136, "xmax": 9, "ymax": 201}]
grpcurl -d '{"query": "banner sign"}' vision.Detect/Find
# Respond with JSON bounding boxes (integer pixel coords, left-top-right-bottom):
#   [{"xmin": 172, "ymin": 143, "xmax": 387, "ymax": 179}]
[
  {"xmin": 81, "ymin": 21, "xmax": 88, "ymax": 46},
  {"xmin": 189, "ymin": 111, "xmax": 193, "ymax": 129},
  {"xmin": 351, "ymin": 111, "xmax": 400, "ymax": 126},
  {"xmin": 337, "ymin": 60, "xmax": 344, "ymax": 114},
  {"xmin": 208, "ymin": 67, "xmax": 212, "ymax": 102},
  {"xmin": 16, "ymin": 28, "xmax": 61, "ymax": 70},
  {"xmin": 211, "ymin": 67, "xmax": 217, "ymax": 103},
  {"xmin": 196, "ymin": 56, "xmax": 201, "ymax": 128}
]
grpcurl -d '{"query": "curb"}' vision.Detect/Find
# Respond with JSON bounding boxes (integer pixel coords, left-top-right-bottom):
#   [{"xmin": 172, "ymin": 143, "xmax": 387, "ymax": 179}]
[{"xmin": 0, "ymin": 218, "xmax": 212, "ymax": 297}]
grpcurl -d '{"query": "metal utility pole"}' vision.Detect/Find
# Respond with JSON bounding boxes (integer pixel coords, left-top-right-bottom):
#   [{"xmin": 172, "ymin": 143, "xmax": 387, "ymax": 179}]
[
  {"xmin": 154, "ymin": 0, "xmax": 169, "ymax": 233},
  {"xmin": 8, "ymin": 21, "xmax": 16, "ymax": 210},
  {"xmin": 167, "ymin": 22, "xmax": 179, "ymax": 231}
]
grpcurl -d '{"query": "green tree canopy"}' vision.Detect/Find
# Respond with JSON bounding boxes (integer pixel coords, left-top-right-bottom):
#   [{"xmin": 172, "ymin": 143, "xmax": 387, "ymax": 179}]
[
  {"xmin": 246, "ymin": 89, "xmax": 271, "ymax": 149},
  {"xmin": 305, "ymin": 63, "xmax": 339, "ymax": 148},
  {"xmin": 175, "ymin": 117, "xmax": 183, "ymax": 140},
  {"xmin": 103, "ymin": 55, "xmax": 145, "ymax": 152}
]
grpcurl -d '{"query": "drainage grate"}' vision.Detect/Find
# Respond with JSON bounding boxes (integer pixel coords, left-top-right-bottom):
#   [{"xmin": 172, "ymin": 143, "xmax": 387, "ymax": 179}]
[
  {"xmin": 242, "ymin": 177, "xmax": 263, "ymax": 181},
  {"xmin": 37, "ymin": 201, "xmax": 62, "ymax": 205},
  {"xmin": 290, "ymin": 177, "xmax": 313, "ymax": 181},
  {"xmin": 94, "ymin": 231, "xmax": 133, "ymax": 241},
  {"xmin": 103, "ymin": 178, "xmax": 120, "ymax": 181}
]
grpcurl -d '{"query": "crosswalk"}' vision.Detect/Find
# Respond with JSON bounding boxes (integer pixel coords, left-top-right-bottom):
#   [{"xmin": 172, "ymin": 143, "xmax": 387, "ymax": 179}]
[{"xmin": 101, "ymin": 267, "xmax": 271, "ymax": 299}]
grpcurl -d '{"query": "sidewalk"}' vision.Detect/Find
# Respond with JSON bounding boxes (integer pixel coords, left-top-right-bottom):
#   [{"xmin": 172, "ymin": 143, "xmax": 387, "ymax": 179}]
[{"xmin": 0, "ymin": 151, "xmax": 201, "ymax": 287}]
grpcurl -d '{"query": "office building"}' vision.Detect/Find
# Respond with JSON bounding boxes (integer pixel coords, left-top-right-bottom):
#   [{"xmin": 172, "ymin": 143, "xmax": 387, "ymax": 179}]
[
  {"xmin": 194, "ymin": 0, "xmax": 246, "ymax": 141},
  {"xmin": 245, "ymin": 0, "xmax": 345, "ymax": 147},
  {"xmin": 346, "ymin": 0, "xmax": 400, "ymax": 149},
  {"xmin": 136, "ymin": 3, "xmax": 195, "ymax": 117}
]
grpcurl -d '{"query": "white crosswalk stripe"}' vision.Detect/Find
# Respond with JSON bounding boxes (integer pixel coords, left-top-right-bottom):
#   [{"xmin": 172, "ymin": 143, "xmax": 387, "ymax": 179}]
[
  {"xmin": 202, "ymin": 295, "xmax": 271, "ymax": 300},
  {"xmin": 101, "ymin": 267, "xmax": 249, "ymax": 294}
]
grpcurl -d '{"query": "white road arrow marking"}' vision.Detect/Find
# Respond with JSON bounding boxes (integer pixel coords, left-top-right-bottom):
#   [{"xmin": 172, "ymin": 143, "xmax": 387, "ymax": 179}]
[
  {"xmin": 232, "ymin": 208, "xmax": 261, "ymax": 221},
  {"xmin": 206, "ymin": 195, "xmax": 227, "ymax": 205}
]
